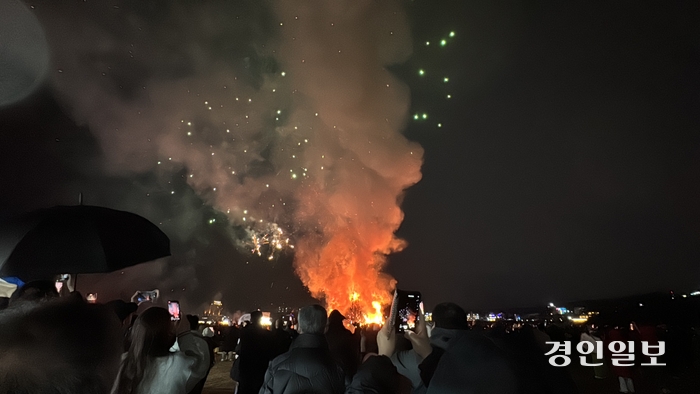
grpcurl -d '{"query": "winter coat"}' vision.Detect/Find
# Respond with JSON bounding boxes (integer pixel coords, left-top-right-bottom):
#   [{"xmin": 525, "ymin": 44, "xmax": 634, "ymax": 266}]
[
  {"xmin": 389, "ymin": 327, "xmax": 464, "ymax": 392},
  {"xmin": 345, "ymin": 355, "xmax": 400, "ymax": 394},
  {"xmin": 111, "ymin": 331, "xmax": 208, "ymax": 394},
  {"xmin": 390, "ymin": 328, "xmax": 521, "ymax": 394},
  {"xmin": 605, "ymin": 328, "xmax": 634, "ymax": 378},
  {"xmin": 259, "ymin": 333, "xmax": 345, "ymax": 394},
  {"xmin": 326, "ymin": 323, "xmax": 360, "ymax": 383},
  {"xmin": 231, "ymin": 324, "xmax": 276, "ymax": 394},
  {"xmin": 425, "ymin": 331, "xmax": 518, "ymax": 394}
]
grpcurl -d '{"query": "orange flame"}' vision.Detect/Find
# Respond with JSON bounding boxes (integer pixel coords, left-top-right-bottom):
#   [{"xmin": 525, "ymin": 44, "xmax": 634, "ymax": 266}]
[
  {"xmin": 364, "ymin": 301, "xmax": 384, "ymax": 325},
  {"xmin": 280, "ymin": 0, "xmax": 423, "ymax": 324},
  {"xmin": 293, "ymin": 225, "xmax": 403, "ymax": 322}
]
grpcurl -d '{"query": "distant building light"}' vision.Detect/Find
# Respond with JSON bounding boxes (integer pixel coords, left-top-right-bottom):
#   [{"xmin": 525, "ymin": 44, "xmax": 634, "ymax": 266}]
[{"xmin": 691, "ymin": 291, "xmax": 700, "ymax": 296}]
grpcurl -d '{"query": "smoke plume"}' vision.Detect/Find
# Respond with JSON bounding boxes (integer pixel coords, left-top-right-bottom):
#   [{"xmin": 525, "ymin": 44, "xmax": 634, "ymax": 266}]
[{"xmin": 31, "ymin": 0, "xmax": 422, "ymax": 315}]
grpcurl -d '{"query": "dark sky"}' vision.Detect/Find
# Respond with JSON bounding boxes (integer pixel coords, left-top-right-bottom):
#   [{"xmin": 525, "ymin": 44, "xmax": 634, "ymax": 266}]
[
  {"xmin": 391, "ymin": 0, "xmax": 700, "ymax": 309},
  {"xmin": 1, "ymin": 0, "xmax": 699, "ymax": 313}
]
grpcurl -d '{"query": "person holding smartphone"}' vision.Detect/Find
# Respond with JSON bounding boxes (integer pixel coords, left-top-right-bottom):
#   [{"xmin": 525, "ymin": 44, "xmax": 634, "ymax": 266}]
[
  {"xmin": 375, "ymin": 294, "xmax": 519, "ymax": 393},
  {"xmin": 111, "ymin": 305, "xmax": 208, "ymax": 394}
]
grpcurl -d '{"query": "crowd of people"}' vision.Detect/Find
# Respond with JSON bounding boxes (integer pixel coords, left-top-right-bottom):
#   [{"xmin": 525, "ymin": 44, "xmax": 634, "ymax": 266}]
[{"xmin": 0, "ymin": 280, "xmax": 698, "ymax": 394}]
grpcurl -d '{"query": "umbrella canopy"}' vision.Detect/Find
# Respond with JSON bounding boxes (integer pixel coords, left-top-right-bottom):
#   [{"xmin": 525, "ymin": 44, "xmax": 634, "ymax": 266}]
[{"xmin": 0, "ymin": 205, "xmax": 170, "ymax": 281}]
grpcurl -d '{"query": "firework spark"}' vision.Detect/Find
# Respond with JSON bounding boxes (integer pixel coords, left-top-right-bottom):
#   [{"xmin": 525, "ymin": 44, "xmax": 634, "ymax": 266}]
[{"xmin": 246, "ymin": 222, "xmax": 294, "ymax": 261}]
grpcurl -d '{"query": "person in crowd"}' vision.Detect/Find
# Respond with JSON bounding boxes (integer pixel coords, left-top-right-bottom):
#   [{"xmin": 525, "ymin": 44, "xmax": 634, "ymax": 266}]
[
  {"xmin": 111, "ymin": 307, "xmax": 208, "ymax": 394},
  {"xmin": 0, "ymin": 293, "xmax": 123, "ymax": 394},
  {"xmin": 380, "ymin": 302, "xmax": 469, "ymax": 391},
  {"xmin": 532, "ymin": 322, "xmax": 551, "ymax": 352},
  {"xmin": 606, "ymin": 325, "xmax": 636, "ymax": 394},
  {"xmin": 580, "ymin": 324, "xmax": 607, "ymax": 379},
  {"xmin": 272, "ymin": 318, "xmax": 294, "ymax": 357},
  {"xmin": 230, "ymin": 311, "xmax": 276, "ymax": 394},
  {"xmin": 106, "ymin": 299, "xmax": 139, "ymax": 350},
  {"xmin": 259, "ymin": 304, "xmax": 345, "ymax": 394},
  {"xmin": 202, "ymin": 326, "xmax": 218, "ymax": 362},
  {"xmin": 378, "ymin": 301, "xmax": 519, "ymax": 394},
  {"xmin": 107, "ymin": 299, "xmax": 139, "ymax": 325},
  {"xmin": 346, "ymin": 354, "xmax": 401, "ymax": 394},
  {"xmin": 505, "ymin": 323, "xmax": 579, "ymax": 393},
  {"xmin": 326, "ymin": 309, "xmax": 361, "ymax": 384},
  {"xmin": 361, "ymin": 324, "xmax": 381, "ymax": 359},
  {"xmin": 283, "ymin": 316, "xmax": 299, "ymax": 340},
  {"xmin": 181, "ymin": 314, "xmax": 213, "ymax": 394},
  {"xmin": 8, "ymin": 279, "xmax": 59, "ymax": 306},
  {"xmin": 220, "ymin": 323, "xmax": 241, "ymax": 360}
]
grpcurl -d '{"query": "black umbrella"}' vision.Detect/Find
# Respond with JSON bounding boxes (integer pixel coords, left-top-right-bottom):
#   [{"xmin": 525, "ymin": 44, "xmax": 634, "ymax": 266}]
[{"xmin": 0, "ymin": 205, "xmax": 170, "ymax": 282}]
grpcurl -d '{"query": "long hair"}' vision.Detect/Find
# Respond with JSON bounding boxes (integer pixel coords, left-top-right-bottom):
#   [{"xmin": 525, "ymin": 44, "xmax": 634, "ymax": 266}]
[{"xmin": 115, "ymin": 307, "xmax": 175, "ymax": 394}]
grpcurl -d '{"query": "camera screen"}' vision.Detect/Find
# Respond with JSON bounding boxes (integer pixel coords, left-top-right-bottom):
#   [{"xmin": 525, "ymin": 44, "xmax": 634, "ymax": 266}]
[
  {"xmin": 168, "ymin": 301, "xmax": 181, "ymax": 321},
  {"xmin": 396, "ymin": 291, "xmax": 421, "ymax": 333}
]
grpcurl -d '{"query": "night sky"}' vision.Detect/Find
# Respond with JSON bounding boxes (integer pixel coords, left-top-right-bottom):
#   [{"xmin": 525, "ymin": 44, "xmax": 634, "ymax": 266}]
[{"xmin": 1, "ymin": 0, "xmax": 698, "ymax": 313}]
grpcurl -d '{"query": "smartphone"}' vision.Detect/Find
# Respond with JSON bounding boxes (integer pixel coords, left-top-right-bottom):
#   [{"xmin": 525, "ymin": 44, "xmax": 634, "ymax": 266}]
[
  {"xmin": 168, "ymin": 300, "xmax": 181, "ymax": 321},
  {"xmin": 395, "ymin": 290, "xmax": 422, "ymax": 333},
  {"xmin": 132, "ymin": 290, "xmax": 159, "ymax": 304}
]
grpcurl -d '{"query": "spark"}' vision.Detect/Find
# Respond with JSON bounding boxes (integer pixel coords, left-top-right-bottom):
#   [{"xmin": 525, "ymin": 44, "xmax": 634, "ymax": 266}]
[{"xmin": 246, "ymin": 222, "xmax": 293, "ymax": 260}]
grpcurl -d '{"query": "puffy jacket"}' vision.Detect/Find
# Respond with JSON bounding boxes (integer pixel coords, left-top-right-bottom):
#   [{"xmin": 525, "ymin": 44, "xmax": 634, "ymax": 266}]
[
  {"xmin": 424, "ymin": 331, "xmax": 518, "ymax": 394},
  {"xmin": 259, "ymin": 333, "xmax": 345, "ymax": 394},
  {"xmin": 345, "ymin": 355, "xmax": 399, "ymax": 394}
]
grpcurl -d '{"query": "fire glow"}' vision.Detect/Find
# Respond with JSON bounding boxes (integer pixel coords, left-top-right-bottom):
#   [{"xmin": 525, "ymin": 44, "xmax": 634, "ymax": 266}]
[
  {"xmin": 277, "ymin": 0, "xmax": 423, "ymax": 321},
  {"xmin": 364, "ymin": 301, "xmax": 384, "ymax": 325}
]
